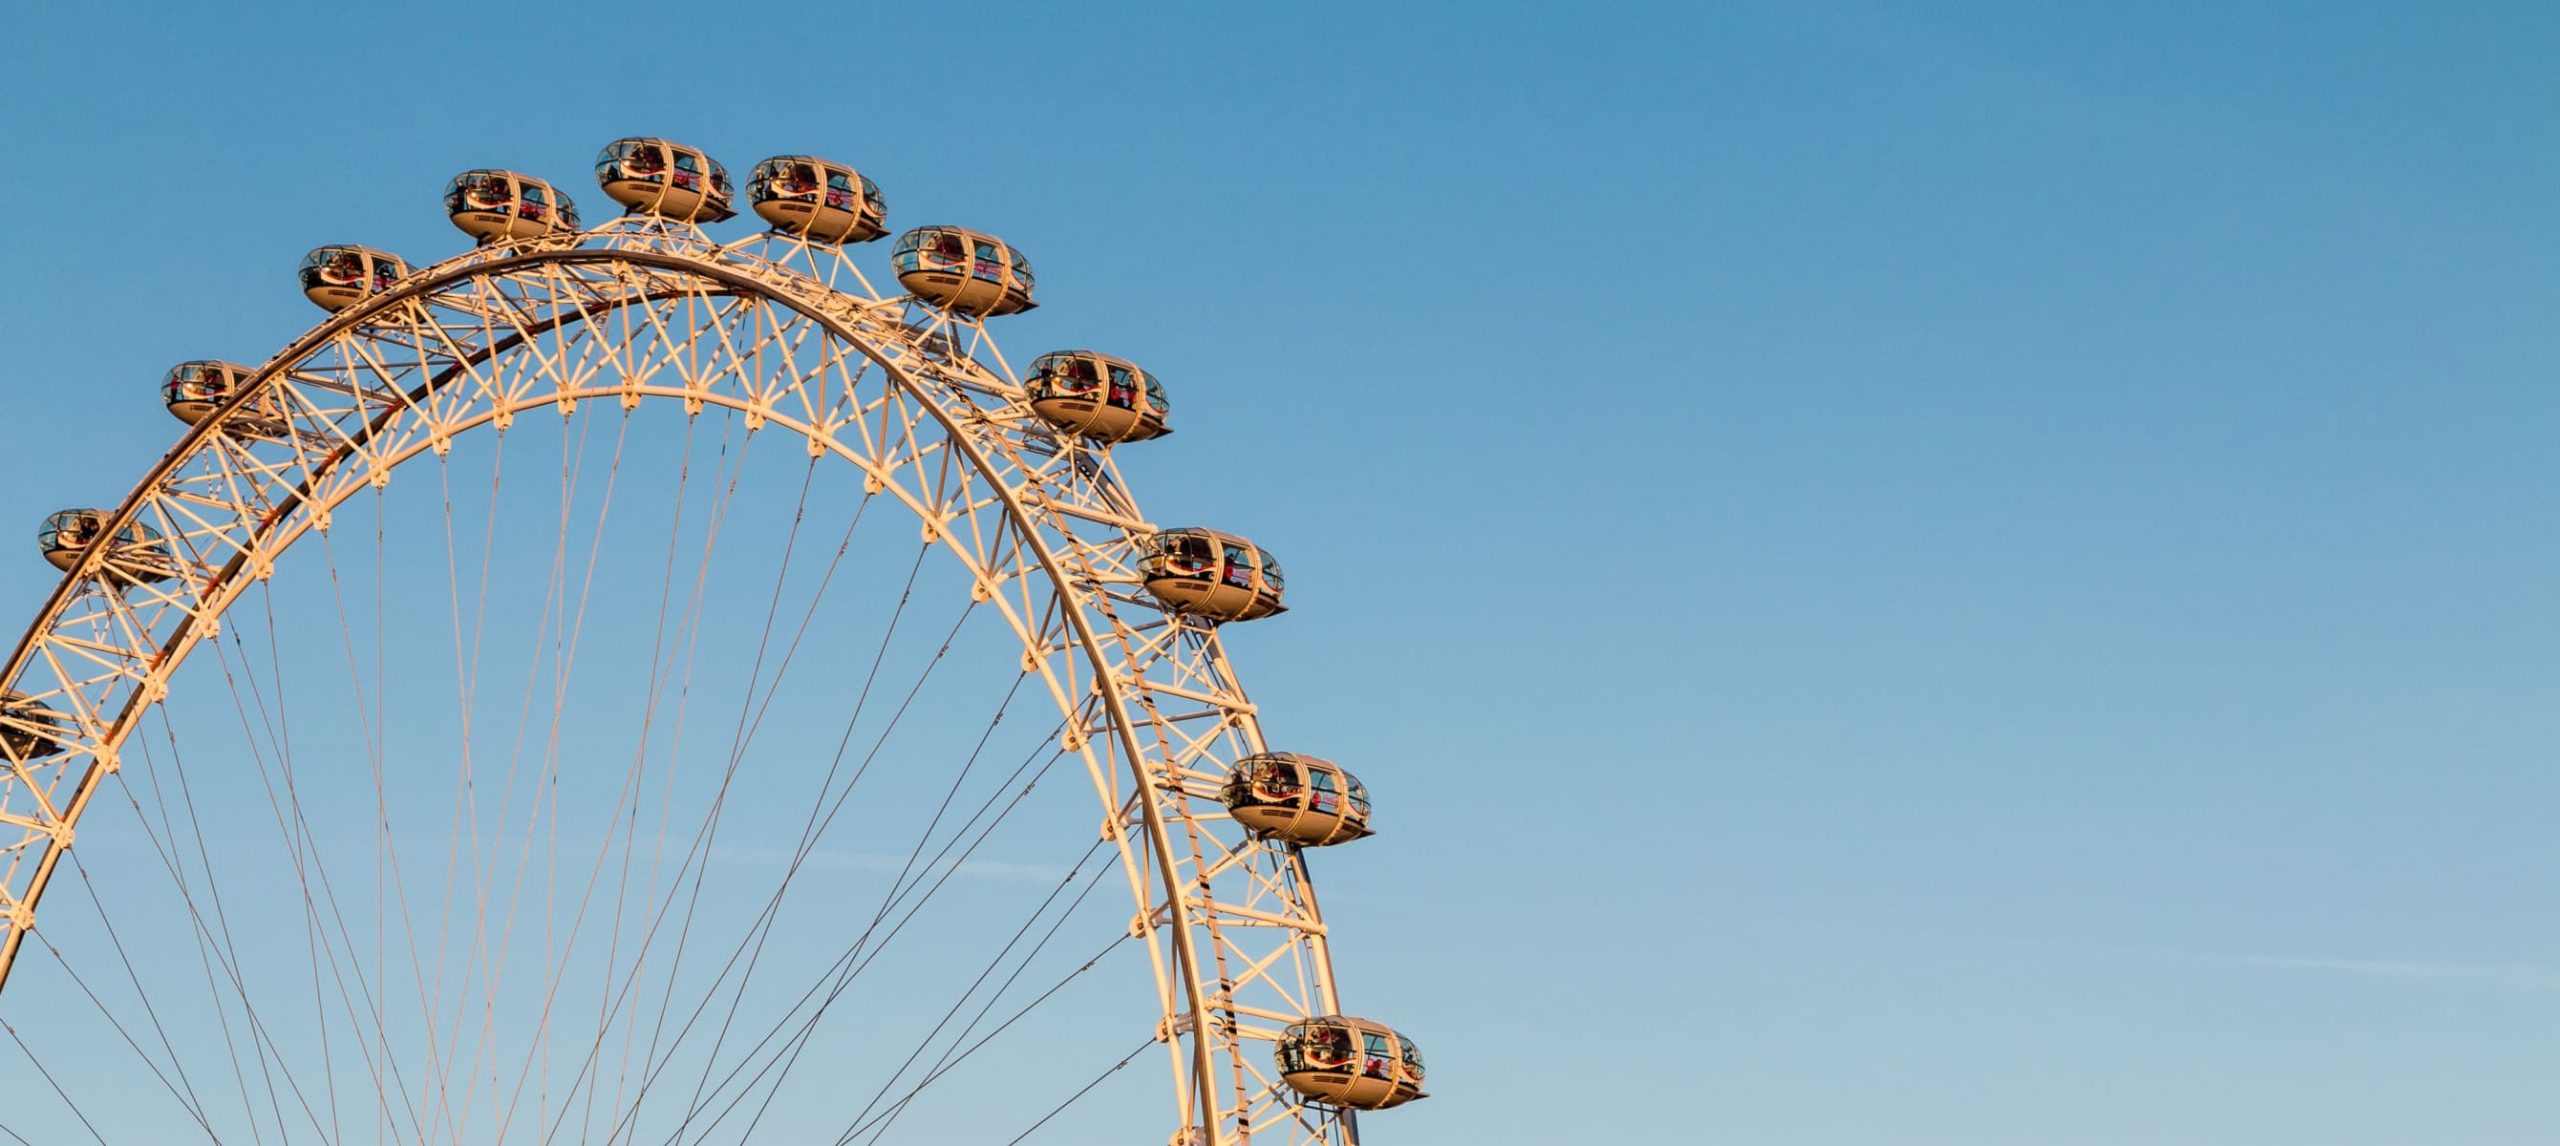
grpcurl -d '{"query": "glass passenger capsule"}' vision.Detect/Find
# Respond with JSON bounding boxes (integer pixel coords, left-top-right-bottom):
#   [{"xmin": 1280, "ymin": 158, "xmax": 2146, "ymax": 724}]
[
  {"xmin": 0, "ymin": 690, "xmax": 69, "ymax": 762},
  {"xmin": 594, "ymin": 137, "xmax": 736, "ymax": 223},
  {"xmin": 1025, "ymin": 351, "xmax": 1170, "ymax": 443},
  {"xmin": 1139, "ymin": 528, "xmax": 1284, "ymax": 621},
  {"xmin": 1224, "ymin": 753, "xmax": 1372, "ymax": 846},
  {"xmin": 299, "ymin": 245, "xmax": 409, "ymax": 312},
  {"xmin": 1276, "ymin": 1017, "xmax": 1426, "ymax": 1110},
  {"xmin": 444, "ymin": 168, "xmax": 582, "ymax": 242},
  {"xmin": 891, "ymin": 226, "xmax": 1037, "ymax": 317},
  {"xmin": 160, "ymin": 360, "xmax": 277, "ymax": 427},
  {"xmin": 38, "ymin": 509, "xmax": 175, "ymax": 583},
  {"xmin": 749, "ymin": 155, "xmax": 888, "ymax": 244}
]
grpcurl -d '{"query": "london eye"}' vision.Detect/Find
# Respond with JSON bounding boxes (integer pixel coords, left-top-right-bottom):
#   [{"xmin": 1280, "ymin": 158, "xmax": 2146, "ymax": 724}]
[{"xmin": 0, "ymin": 137, "xmax": 1422, "ymax": 1145}]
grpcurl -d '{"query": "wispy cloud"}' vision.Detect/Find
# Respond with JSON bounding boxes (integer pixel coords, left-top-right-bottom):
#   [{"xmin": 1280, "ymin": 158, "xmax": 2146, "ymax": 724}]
[
  {"xmin": 2144, "ymin": 951, "xmax": 2560, "ymax": 990},
  {"xmin": 709, "ymin": 844, "xmax": 1065, "ymax": 884}
]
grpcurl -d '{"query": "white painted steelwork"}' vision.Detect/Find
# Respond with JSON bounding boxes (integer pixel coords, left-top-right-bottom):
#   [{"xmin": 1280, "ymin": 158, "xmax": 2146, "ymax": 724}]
[{"xmin": 0, "ymin": 195, "xmax": 1394, "ymax": 1145}]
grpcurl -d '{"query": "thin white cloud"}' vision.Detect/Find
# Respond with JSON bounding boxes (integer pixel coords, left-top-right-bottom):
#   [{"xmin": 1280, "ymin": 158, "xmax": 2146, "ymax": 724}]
[
  {"xmin": 2148, "ymin": 951, "xmax": 2560, "ymax": 990},
  {"xmin": 709, "ymin": 843, "xmax": 1065, "ymax": 884}
]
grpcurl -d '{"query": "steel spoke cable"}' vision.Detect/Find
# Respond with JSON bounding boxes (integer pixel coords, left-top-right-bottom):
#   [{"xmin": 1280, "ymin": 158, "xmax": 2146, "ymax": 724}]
[
  {"xmin": 653, "ymin": 460, "xmax": 878, "ymax": 1118},
  {"xmin": 289, "ymin": 341, "xmax": 431, "ymax": 1142},
  {"xmin": 663, "ymin": 458, "xmax": 894, "ymax": 952},
  {"xmin": 510, "ymin": 459, "xmax": 877, "ymax": 1140},
  {"xmin": 797, "ymin": 745, "xmax": 1093, "ymax": 1122},
  {"xmin": 177, "ymin": 587, "xmax": 305, "ymax": 1143},
  {"xmin": 370, "ymin": 484, "xmax": 393, "ymax": 1146},
  {"xmin": 634, "ymin": 611, "xmax": 1027, "ymax": 1139},
  {"xmin": 705, "ymin": 408, "xmax": 826, "ymax": 786},
  {"xmin": 599, "ymin": 405, "xmax": 765, "ymax": 1131},
  {"xmin": 821, "ymin": 838, "xmax": 1112, "ymax": 1145},
  {"xmin": 524, "ymin": 404, "xmax": 758, "ymax": 1140},
  {"xmin": 420, "ymin": 415, "xmax": 537, "ymax": 1138},
  {"xmin": 182, "ymin": 629, "xmax": 420, "ymax": 1145},
  {"xmin": 653, "ymin": 611, "xmax": 1015, "ymax": 1141},
  {"xmin": 65, "ymin": 849, "xmax": 225, "ymax": 1139},
  {"xmin": 857, "ymin": 732, "xmax": 1074, "ymax": 951},
  {"xmin": 569, "ymin": 399, "xmax": 712, "ymax": 1145},
  {"xmin": 459, "ymin": 406, "xmax": 598, "ymax": 1140},
  {"xmin": 635, "ymin": 530, "xmax": 927, "ymax": 1036},
  {"xmin": 836, "ymin": 640, "xmax": 1021, "ymax": 925},
  {"xmin": 995, "ymin": 1036, "xmax": 1158, "ymax": 1146},
  {"xmin": 315, "ymin": 500, "xmax": 448, "ymax": 1141},
  {"xmin": 520, "ymin": 387, "xmax": 728, "ymax": 1139},
  {"xmin": 459, "ymin": 399, "xmax": 629, "ymax": 1141},
  {"xmin": 106, "ymin": 720, "xmax": 335, "ymax": 1145},
  {"xmin": 702, "ymin": 472, "xmax": 883, "ymax": 800},
  {"xmin": 160, "ymin": 630, "xmax": 321, "ymax": 1143},
  {"xmin": 668, "ymin": 735, "xmax": 1076, "ymax": 1144},
  {"xmin": 112, "ymin": 691, "xmax": 271, "ymax": 1141},
  {"xmin": 649, "ymin": 721, "xmax": 1060, "ymax": 1145},
  {"xmin": 82, "ymin": 327, "xmax": 485, "ymax": 1145},
  {"xmin": 422, "ymin": 399, "xmax": 573, "ymax": 1142},
  {"xmin": 131, "ymin": 672, "xmax": 345, "ymax": 1146},
  {"xmin": 612, "ymin": 514, "xmax": 927, "ymax": 1035},
  {"xmin": 824, "ymin": 931, "xmax": 1135, "ymax": 1146},
  {"xmin": 662, "ymin": 595, "xmax": 1000, "ymax": 1124},
  {"xmin": 239, "ymin": 584, "xmax": 342, "ymax": 1146},
  {"xmin": 699, "ymin": 680, "xmax": 1056, "ymax": 1124},
  {"xmin": 292, "ymin": 507, "xmax": 435, "ymax": 1130},
  {"xmin": 1, "ymin": 1013, "xmax": 111, "ymax": 1146},
  {"xmin": 522, "ymin": 306, "xmax": 650, "ymax": 1135},
  {"xmin": 27, "ymin": 928, "xmax": 224, "ymax": 1141},
  {"xmin": 484, "ymin": 398, "xmax": 632, "ymax": 1138},
  {"xmin": 587, "ymin": 537, "xmax": 941, "ymax": 1144},
  {"xmin": 837, "ymin": 841, "xmax": 1123, "ymax": 1146},
  {"xmin": 422, "ymin": 438, "xmax": 504, "ymax": 1143},
  {"xmin": 498, "ymin": 401, "xmax": 814, "ymax": 1143},
  {"xmin": 252, "ymin": 551, "xmax": 350, "ymax": 1144}
]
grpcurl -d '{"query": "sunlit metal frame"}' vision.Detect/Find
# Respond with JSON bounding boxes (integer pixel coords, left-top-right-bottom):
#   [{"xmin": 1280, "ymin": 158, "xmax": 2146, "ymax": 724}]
[{"xmin": 0, "ymin": 215, "xmax": 1364, "ymax": 1146}]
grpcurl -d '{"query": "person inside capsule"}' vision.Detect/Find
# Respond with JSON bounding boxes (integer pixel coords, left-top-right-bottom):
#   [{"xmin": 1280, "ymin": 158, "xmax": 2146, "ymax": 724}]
[
  {"xmin": 1302, "ymin": 1026, "xmax": 1352, "ymax": 1069},
  {"xmin": 1361, "ymin": 1032, "xmax": 1395, "ymax": 1080},
  {"xmin": 1308, "ymin": 769, "xmax": 1340, "ymax": 814},
  {"xmin": 1252, "ymin": 764, "xmax": 1300, "ymax": 804},
  {"xmin": 323, "ymin": 250, "xmax": 366, "ymax": 284},
  {"xmin": 1156, "ymin": 533, "xmax": 1214, "ymax": 576},
  {"xmin": 55, "ymin": 515, "xmax": 97, "ymax": 550}
]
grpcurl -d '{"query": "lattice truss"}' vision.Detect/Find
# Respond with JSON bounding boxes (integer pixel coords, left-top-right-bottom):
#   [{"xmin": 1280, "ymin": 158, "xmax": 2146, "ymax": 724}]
[{"xmin": 0, "ymin": 217, "xmax": 1358, "ymax": 1146}]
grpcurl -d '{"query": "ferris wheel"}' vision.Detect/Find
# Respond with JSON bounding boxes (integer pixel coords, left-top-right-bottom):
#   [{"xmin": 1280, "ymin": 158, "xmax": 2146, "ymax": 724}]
[{"xmin": 0, "ymin": 138, "xmax": 1424, "ymax": 1145}]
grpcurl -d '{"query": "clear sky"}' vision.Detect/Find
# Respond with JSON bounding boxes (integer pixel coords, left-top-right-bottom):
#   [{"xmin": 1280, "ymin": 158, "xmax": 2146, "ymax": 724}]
[{"xmin": 1, "ymin": 2, "xmax": 2555, "ymax": 1143}]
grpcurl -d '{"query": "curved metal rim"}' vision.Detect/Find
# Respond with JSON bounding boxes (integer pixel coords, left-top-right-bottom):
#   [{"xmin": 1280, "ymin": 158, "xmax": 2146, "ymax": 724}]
[{"xmin": 0, "ymin": 239, "xmax": 1258, "ymax": 1139}]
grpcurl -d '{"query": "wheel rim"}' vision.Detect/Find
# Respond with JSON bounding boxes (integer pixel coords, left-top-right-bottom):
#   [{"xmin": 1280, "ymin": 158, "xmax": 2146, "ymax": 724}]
[{"xmin": 0, "ymin": 213, "xmax": 1367, "ymax": 1145}]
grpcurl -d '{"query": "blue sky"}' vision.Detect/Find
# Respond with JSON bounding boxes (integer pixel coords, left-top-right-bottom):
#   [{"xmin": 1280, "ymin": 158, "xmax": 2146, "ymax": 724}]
[{"xmin": 1, "ymin": 2, "xmax": 2554, "ymax": 1143}]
